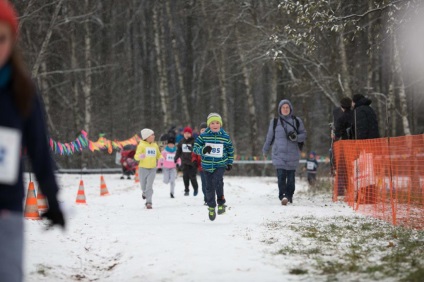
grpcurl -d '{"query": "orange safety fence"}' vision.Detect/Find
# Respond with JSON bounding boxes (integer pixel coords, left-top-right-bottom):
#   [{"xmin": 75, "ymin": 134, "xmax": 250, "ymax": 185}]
[{"xmin": 332, "ymin": 134, "xmax": 424, "ymax": 230}]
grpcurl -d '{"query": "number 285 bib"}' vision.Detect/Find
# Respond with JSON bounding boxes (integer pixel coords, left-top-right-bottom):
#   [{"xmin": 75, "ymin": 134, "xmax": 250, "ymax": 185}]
[{"xmin": 204, "ymin": 143, "xmax": 224, "ymax": 158}]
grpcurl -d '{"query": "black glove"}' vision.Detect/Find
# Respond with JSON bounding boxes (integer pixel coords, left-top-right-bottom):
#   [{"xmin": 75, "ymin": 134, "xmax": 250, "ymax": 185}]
[
  {"xmin": 41, "ymin": 207, "xmax": 65, "ymax": 229},
  {"xmin": 187, "ymin": 145, "xmax": 193, "ymax": 152},
  {"xmin": 202, "ymin": 146, "xmax": 212, "ymax": 155},
  {"xmin": 226, "ymin": 164, "xmax": 232, "ymax": 171}
]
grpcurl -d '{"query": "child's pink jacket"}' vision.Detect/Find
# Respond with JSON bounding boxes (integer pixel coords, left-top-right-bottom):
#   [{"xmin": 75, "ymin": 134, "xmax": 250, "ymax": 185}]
[{"xmin": 158, "ymin": 149, "xmax": 181, "ymax": 169}]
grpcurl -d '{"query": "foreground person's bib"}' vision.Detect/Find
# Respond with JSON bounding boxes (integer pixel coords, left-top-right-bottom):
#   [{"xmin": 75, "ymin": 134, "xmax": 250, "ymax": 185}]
[{"xmin": 0, "ymin": 126, "xmax": 21, "ymax": 185}]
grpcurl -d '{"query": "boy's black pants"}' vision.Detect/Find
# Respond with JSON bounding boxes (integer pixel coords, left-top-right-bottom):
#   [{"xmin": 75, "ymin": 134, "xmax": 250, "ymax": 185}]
[{"xmin": 204, "ymin": 167, "xmax": 226, "ymax": 208}]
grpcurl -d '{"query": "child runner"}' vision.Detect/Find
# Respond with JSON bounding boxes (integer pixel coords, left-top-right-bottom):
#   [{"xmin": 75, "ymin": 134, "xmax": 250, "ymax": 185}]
[
  {"xmin": 192, "ymin": 122, "xmax": 208, "ymax": 205},
  {"xmin": 174, "ymin": 127, "xmax": 199, "ymax": 196},
  {"xmin": 160, "ymin": 136, "xmax": 180, "ymax": 198},
  {"xmin": 134, "ymin": 128, "xmax": 161, "ymax": 209},
  {"xmin": 305, "ymin": 151, "xmax": 318, "ymax": 187},
  {"xmin": 193, "ymin": 113, "xmax": 234, "ymax": 221}
]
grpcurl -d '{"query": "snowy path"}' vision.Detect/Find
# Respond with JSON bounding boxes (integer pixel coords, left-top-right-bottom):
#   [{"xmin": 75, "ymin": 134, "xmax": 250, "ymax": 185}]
[{"xmin": 24, "ymin": 174, "xmax": 356, "ymax": 281}]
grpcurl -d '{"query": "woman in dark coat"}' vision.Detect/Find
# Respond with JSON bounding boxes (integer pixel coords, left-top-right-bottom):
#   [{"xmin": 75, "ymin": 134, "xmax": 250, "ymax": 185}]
[{"xmin": 352, "ymin": 94, "xmax": 380, "ymax": 139}]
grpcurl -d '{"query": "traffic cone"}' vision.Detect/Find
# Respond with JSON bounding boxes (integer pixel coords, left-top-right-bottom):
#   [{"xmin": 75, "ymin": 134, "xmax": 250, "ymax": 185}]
[
  {"xmin": 76, "ymin": 180, "xmax": 87, "ymax": 204},
  {"xmin": 24, "ymin": 182, "xmax": 40, "ymax": 220},
  {"xmin": 100, "ymin": 176, "xmax": 110, "ymax": 196},
  {"xmin": 134, "ymin": 167, "xmax": 140, "ymax": 183},
  {"xmin": 36, "ymin": 185, "xmax": 49, "ymax": 211}
]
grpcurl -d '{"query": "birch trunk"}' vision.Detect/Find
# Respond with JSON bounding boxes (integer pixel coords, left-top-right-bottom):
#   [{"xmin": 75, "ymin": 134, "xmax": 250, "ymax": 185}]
[
  {"xmin": 235, "ymin": 27, "xmax": 259, "ymax": 155},
  {"xmin": 153, "ymin": 1, "xmax": 170, "ymax": 127},
  {"xmin": 82, "ymin": 0, "xmax": 92, "ymax": 137},
  {"xmin": 393, "ymin": 35, "xmax": 411, "ymax": 135},
  {"xmin": 165, "ymin": 1, "xmax": 190, "ymax": 125},
  {"xmin": 338, "ymin": 33, "xmax": 352, "ymax": 98},
  {"xmin": 70, "ymin": 29, "xmax": 81, "ymax": 132},
  {"xmin": 269, "ymin": 64, "xmax": 278, "ymax": 120},
  {"xmin": 38, "ymin": 62, "xmax": 57, "ymax": 133}
]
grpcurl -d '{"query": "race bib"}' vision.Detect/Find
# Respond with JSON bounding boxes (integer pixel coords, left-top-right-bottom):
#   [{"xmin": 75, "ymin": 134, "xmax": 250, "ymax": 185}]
[
  {"xmin": 205, "ymin": 143, "xmax": 223, "ymax": 158},
  {"xmin": 0, "ymin": 126, "xmax": 21, "ymax": 185},
  {"xmin": 166, "ymin": 153, "xmax": 175, "ymax": 162},
  {"xmin": 307, "ymin": 161, "xmax": 316, "ymax": 170},
  {"xmin": 182, "ymin": 144, "xmax": 192, "ymax": 153},
  {"xmin": 145, "ymin": 147, "xmax": 157, "ymax": 157}
]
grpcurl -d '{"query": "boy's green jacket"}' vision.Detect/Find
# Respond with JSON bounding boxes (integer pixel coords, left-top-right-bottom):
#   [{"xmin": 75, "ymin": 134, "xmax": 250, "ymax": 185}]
[{"xmin": 193, "ymin": 128, "xmax": 234, "ymax": 172}]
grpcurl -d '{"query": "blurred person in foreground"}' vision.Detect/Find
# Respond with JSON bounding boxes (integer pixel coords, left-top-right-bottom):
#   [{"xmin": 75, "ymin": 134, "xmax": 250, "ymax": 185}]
[{"xmin": 0, "ymin": 1, "xmax": 65, "ymax": 281}]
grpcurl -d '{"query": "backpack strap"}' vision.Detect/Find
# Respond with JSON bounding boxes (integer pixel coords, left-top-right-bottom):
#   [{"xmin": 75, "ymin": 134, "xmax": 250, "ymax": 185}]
[
  {"xmin": 292, "ymin": 115, "xmax": 300, "ymax": 133},
  {"xmin": 270, "ymin": 118, "xmax": 278, "ymax": 145}
]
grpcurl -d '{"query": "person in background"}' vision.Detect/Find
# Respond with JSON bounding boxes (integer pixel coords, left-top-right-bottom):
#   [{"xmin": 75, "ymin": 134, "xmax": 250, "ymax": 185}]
[
  {"xmin": 332, "ymin": 96, "xmax": 353, "ymax": 196},
  {"xmin": 333, "ymin": 96, "xmax": 354, "ymax": 141},
  {"xmin": 192, "ymin": 122, "xmax": 208, "ymax": 205},
  {"xmin": 352, "ymin": 94, "xmax": 380, "ymax": 140},
  {"xmin": 134, "ymin": 128, "xmax": 161, "ymax": 209},
  {"xmin": 193, "ymin": 113, "xmax": 234, "ymax": 221},
  {"xmin": 175, "ymin": 127, "xmax": 184, "ymax": 144},
  {"xmin": 304, "ymin": 151, "xmax": 318, "ymax": 188},
  {"xmin": 159, "ymin": 136, "xmax": 180, "ymax": 198},
  {"xmin": 174, "ymin": 127, "xmax": 199, "ymax": 196},
  {"xmin": 262, "ymin": 99, "xmax": 307, "ymax": 206},
  {"xmin": 0, "ymin": 2, "xmax": 65, "ymax": 281}
]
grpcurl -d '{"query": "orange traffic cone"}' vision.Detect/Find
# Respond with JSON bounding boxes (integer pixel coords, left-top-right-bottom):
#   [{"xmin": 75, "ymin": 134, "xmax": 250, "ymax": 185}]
[
  {"xmin": 100, "ymin": 176, "xmax": 110, "ymax": 196},
  {"xmin": 134, "ymin": 167, "xmax": 140, "ymax": 183},
  {"xmin": 76, "ymin": 180, "xmax": 87, "ymax": 204},
  {"xmin": 36, "ymin": 185, "xmax": 49, "ymax": 211},
  {"xmin": 24, "ymin": 182, "xmax": 40, "ymax": 220}
]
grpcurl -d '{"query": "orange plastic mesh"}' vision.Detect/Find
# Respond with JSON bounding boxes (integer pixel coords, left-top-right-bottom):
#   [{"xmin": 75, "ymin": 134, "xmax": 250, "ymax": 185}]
[{"xmin": 333, "ymin": 134, "xmax": 424, "ymax": 230}]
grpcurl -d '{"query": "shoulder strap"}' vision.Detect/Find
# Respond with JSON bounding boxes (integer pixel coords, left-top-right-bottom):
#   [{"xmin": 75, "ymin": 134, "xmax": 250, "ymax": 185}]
[
  {"xmin": 270, "ymin": 118, "xmax": 278, "ymax": 145},
  {"xmin": 292, "ymin": 115, "xmax": 300, "ymax": 132}
]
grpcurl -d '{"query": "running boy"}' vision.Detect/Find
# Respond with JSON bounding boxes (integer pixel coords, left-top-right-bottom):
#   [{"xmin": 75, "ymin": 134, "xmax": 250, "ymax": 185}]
[
  {"xmin": 174, "ymin": 127, "xmax": 199, "ymax": 196},
  {"xmin": 160, "ymin": 136, "xmax": 180, "ymax": 198},
  {"xmin": 134, "ymin": 128, "xmax": 161, "ymax": 209},
  {"xmin": 305, "ymin": 151, "xmax": 318, "ymax": 187},
  {"xmin": 193, "ymin": 113, "xmax": 234, "ymax": 221}
]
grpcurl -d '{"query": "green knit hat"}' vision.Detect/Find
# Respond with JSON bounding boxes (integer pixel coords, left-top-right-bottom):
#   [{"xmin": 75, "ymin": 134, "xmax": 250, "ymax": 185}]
[{"xmin": 207, "ymin": 113, "xmax": 223, "ymax": 127}]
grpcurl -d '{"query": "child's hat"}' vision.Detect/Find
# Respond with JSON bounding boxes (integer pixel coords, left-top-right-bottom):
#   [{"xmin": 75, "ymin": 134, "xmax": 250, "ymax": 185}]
[
  {"xmin": 140, "ymin": 128, "xmax": 154, "ymax": 140},
  {"xmin": 183, "ymin": 127, "xmax": 192, "ymax": 134},
  {"xmin": 199, "ymin": 122, "xmax": 207, "ymax": 130},
  {"xmin": 167, "ymin": 136, "xmax": 175, "ymax": 144},
  {"xmin": 0, "ymin": 1, "xmax": 19, "ymax": 38},
  {"xmin": 207, "ymin": 113, "xmax": 222, "ymax": 126}
]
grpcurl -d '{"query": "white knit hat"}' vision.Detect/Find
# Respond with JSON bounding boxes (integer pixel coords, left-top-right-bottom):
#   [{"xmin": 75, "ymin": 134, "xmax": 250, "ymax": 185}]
[{"xmin": 140, "ymin": 128, "xmax": 154, "ymax": 140}]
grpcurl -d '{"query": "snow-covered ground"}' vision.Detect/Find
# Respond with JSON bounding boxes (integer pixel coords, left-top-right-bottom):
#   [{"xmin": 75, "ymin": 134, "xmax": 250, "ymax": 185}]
[{"xmin": 23, "ymin": 173, "xmax": 358, "ymax": 281}]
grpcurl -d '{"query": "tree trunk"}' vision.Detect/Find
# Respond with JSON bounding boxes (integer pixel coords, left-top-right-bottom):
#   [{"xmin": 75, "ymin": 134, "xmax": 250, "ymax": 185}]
[
  {"xmin": 235, "ymin": 27, "xmax": 259, "ymax": 155},
  {"xmin": 338, "ymin": 33, "xmax": 352, "ymax": 98},
  {"xmin": 269, "ymin": 64, "xmax": 278, "ymax": 120},
  {"xmin": 82, "ymin": 0, "xmax": 92, "ymax": 137},
  {"xmin": 31, "ymin": 0, "xmax": 64, "ymax": 78},
  {"xmin": 165, "ymin": 1, "xmax": 190, "ymax": 125},
  {"xmin": 153, "ymin": 1, "xmax": 170, "ymax": 127},
  {"xmin": 393, "ymin": 35, "xmax": 411, "ymax": 135}
]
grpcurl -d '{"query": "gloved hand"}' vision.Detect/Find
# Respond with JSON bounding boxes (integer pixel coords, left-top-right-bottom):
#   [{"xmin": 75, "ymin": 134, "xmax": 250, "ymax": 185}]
[
  {"xmin": 187, "ymin": 145, "xmax": 193, "ymax": 152},
  {"xmin": 41, "ymin": 205, "xmax": 65, "ymax": 229},
  {"xmin": 202, "ymin": 146, "xmax": 212, "ymax": 155},
  {"xmin": 226, "ymin": 164, "xmax": 232, "ymax": 171}
]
